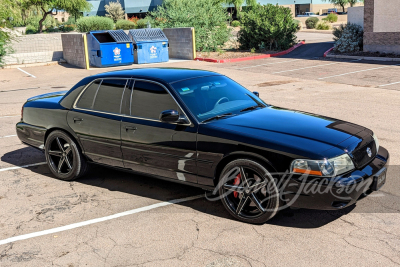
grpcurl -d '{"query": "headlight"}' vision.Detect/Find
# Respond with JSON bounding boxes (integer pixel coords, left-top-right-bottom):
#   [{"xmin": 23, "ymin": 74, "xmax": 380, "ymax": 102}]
[
  {"xmin": 291, "ymin": 154, "xmax": 355, "ymax": 177},
  {"xmin": 373, "ymin": 133, "xmax": 379, "ymax": 152}
]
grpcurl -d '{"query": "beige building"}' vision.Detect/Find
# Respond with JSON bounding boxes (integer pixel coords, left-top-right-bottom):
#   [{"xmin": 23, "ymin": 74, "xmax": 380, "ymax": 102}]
[
  {"xmin": 364, "ymin": 0, "xmax": 400, "ymax": 54},
  {"xmin": 52, "ymin": 11, "xmax": 71, "ymax": 23},
  {"xmin": 281, "ymin": 2, "xmax": 363, "ymax": 18}
]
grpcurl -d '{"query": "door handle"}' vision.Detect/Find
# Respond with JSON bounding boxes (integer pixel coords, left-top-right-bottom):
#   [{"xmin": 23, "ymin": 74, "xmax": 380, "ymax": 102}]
[
  {"xmin": 73, "ymin": 117, "xmax": 83, "ymax": 122},
  {"xmin": 125, "ymin": 126, "xmax": 137, "ymax": 131}
]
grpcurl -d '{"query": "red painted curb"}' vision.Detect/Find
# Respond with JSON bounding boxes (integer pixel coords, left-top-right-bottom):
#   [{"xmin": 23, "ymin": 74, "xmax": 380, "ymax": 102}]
[
  {"xmin": 324, "ymin": 47, "xmax": 334, "ymax": 57},
  {"xmin": 195, "ymin": 41, "xmax": 306, "ymax": 63}
]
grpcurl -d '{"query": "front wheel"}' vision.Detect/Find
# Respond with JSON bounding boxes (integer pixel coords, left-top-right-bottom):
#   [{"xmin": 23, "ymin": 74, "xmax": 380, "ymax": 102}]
[
  {"xmin": 45, "ymin": 130, "xmax": 88, "ymax": 181},
  {"xmin": 218, "ymin": 159, "xmax": 280, "ymax": 224}
]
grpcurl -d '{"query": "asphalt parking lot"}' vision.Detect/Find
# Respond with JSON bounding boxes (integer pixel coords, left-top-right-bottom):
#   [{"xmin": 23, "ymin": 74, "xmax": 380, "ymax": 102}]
[{"xmin": 0, "ymin": 32, "xmax": 400, "ymax": 266}]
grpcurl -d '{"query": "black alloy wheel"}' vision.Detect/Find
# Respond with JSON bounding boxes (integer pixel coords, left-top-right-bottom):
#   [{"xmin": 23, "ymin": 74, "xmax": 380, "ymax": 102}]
[
  {"xmin": 218, "ymin": 159, "xmax": 280, "ymax": 224},
  {"xmin": 45, "ymin": 130, "xmax": 88, "ymax": 181}
]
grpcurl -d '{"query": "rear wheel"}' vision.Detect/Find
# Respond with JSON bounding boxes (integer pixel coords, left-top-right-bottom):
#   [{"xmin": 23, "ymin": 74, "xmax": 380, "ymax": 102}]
[
  {"xmin": 45, "ymin": 130, "xmax": 88, "ymax": 181},
  {"xmin": 218, "ymin": 159, "xmax": 280, "ymax": 224}
]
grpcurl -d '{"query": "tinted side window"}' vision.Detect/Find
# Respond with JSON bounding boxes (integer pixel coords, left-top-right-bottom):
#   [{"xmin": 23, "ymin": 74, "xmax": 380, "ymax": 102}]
[
  {"xmin": 76, "ymin": 80, "xmax": 101, "ymax": 109},
  {"xmin": 131, "ymin": 81, "xmax": 178, "ymax": 120},
  {"xmin": 93, "ymin": 79, "xmax": 127, "ymax": 114}
]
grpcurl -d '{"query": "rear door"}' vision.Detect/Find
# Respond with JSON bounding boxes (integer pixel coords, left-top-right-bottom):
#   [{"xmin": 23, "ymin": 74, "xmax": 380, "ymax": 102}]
[
  {"xmin": 120, "ymin": 79, "xmax": 198, "ymax": 183},
  {"xmin": 67, "ymin": 78, "xmax": 128, "ymax": 167}
]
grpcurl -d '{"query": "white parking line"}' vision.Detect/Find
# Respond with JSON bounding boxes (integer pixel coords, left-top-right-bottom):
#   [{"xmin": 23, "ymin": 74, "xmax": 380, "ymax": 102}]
[
  {"xmin": 0, "ymin": 194, "xmax": 203, "ymax": 246},
  {"xmin": 0, "ymin": 115, "xmax": 19, "ymax": 119},
  {"xmin": 318, "ymin": 64, "xmax": 400, "ymax": 80},
  {"xmin": 17, "ymin": 68, "xmax": 36, "ymax": 78},
  {"xmin": 0, "ymin": 135, "xmax": 17, "ymax": 138},
  {"xmin": 0, "ymin": 162, "xmax": 46, "ymax": 172},
  {"xmin": 378, "ymin": 81, "xmax": 400, "ymax": 87},
  {"xmin": 272, "ymin": 62, "xmax": 341, "ymax": 74},
  {"xmin": 237, "ymin": 59, "xmax": 302, "ymax": 70}
]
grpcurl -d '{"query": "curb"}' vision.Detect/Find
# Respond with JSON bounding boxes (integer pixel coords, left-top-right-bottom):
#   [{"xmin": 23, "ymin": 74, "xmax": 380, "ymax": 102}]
[
  {"xmin": 2, "ymin": 61, "xmax": 59, "ymax": 69},
  {"xmin": 325, "ymin": 53, "xmax": 400, "ymax": 62},
  {"xmin": 195, "ymin": 41, "xmax": 306, "ymax": 63},
  {"xmin": 300, "ymin": 29, "xmax": 334, "ymax": 34},
  {"xmin": 323, "ymin": 47, "xmax": 334, "ymax": 57}
]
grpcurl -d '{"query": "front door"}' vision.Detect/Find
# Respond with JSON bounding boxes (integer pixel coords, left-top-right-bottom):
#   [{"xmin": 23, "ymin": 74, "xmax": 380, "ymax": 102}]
[
  {"xmin": 67, "ymin": 78, "xmax": 128, "ymax": 168},
  {"xmin": 120, "ymin": 80, "xmax": 198, "ymax": 183}
]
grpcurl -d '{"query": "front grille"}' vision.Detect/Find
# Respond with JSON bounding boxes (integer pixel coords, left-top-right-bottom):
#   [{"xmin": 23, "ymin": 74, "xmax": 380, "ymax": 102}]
[{"xmin": 352, "ymin": 139, "xmax": 377, "ymax": 168}]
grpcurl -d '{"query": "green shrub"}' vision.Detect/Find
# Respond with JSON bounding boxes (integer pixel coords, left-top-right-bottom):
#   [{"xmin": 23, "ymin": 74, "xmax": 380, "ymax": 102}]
[
  {"xmin": 0, "ymin": 31, "xmax": 13, "ymax": 66},
  {"xmin": 115, "ymin": 20, "xmax": 136, "ymax": 30},
  {"xmin": 333, "ymin": 23, "xmax": 346, "ymax": 41},
  {"xmin": 64, "ymin": 25, "xmax": 75, "ymax": 32},
  {"xmin": 25, "ymin": 25, "xmax": 37, "ymax": 34},
  {"xmin": 59, "ymin": 24, "xmax": 75, "ymax": 32},
  {"xmin": 325, "ymin": 13, "xmax": 338, "ymax": 23},
  {"xmin": 238, "ymin": 4, "xmax": 297, "ymax": 51},
  {"xmin": 46, "ymin": 26, "xmax": 59, "ymax": 33},
  {"xmin": 66, "ymin": 17, "xmax": 77, "ymax": 25},
  {"xmin": 293, "ymin": 19, "xmax": 302, "ymax": 31},
  {"xmin": 316, "ymin": 22, "xmax": 330, "ymax": 30},
  {"xmin": 76, "ymin": 16, "xmax": 114, "ymax": 32},
  {"xmin": 231, "ymin": 20, "xmax": 240, "ymax": 27},
  {"xmin": 305, "ymin": 17, "xmax": 319, "ymax": 29},
  {"xmin": 149, "ymin": 0, "xmax": 231, "ymax": 52},
  {"xmin": 136, "ymin": 18, "xmax": 149, "ymax": 29},
  {"xmin": 334, "ymin": 23, "xmax": 363, "ymax": 53},
  {"xmin": 25, "ymin": 15, "xmax": 58, "ymax": 31}
]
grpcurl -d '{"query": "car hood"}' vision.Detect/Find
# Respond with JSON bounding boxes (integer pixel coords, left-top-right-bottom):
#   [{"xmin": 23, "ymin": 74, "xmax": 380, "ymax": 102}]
[{"xmin": 205, "ymin": 106, "xmax": 366, "ymax": 157}]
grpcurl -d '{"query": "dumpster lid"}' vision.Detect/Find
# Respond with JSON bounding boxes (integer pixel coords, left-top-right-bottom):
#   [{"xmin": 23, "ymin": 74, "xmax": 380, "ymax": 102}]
[
  {"xmin": 108, "ymin": 30, "xmax": 132, "ymax": 43},
  {"xmin": 146, "ymin": 28, "xmax": 168, "ymax": 42},
  {"xmin": 129, "ymin": 28, "xmax": 168, "ymax": 43}
]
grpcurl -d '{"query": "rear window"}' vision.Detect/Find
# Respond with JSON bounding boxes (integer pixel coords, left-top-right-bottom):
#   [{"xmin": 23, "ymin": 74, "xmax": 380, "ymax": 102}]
[
  {"xmin": 93, "ymin": 79, "xmax": 128, "ymax": 114},
  {"xmin": 76, "ymin": 80, "xmax": 101, "ymax": 109}
]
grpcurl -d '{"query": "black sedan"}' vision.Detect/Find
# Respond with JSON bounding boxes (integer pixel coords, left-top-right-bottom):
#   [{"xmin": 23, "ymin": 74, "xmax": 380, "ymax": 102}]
[{"xmin": 16, "ymin": 68, "xmax": 389, "ymax": 224}]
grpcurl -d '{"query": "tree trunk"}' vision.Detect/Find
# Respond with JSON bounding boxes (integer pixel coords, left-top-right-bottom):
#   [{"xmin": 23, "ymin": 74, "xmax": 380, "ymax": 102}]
[
  {"xmin": 38, "ymin": 14, "xmax": 47, "ymax": 33},
  {"xmin": 39, "ymin": 7, "xmax": 50, "ymax": 33},
  {"xmin": 341, "ymin": 5, "xmax": 345, "ymax": 13}
]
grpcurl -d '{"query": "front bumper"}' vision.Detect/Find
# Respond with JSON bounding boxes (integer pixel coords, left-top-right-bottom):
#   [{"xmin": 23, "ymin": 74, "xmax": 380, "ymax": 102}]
[{"xmin": 284, "ymin": 146, "xmax": 390, "ymax": 210}]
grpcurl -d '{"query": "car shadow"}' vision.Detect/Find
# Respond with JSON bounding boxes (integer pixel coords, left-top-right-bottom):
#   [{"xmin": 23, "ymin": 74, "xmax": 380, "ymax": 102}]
[{"xmin": 2, "ymin": 147, "xmax": 354, "ymax": 229}]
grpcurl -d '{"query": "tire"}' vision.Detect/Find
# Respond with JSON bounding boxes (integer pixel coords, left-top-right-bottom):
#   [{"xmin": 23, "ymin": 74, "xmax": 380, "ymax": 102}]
[
  {"xmin": 45, "ymin": 130, "xmax": 88, "ymax": 181},
  {"xmin": 218, "ymin": 158, "xmax": 280, "ymax": 224}
]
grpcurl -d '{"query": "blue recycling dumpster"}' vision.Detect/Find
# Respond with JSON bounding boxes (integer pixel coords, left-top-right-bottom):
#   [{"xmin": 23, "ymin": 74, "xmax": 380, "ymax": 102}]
[
  {"xmin": 128, "ymin": 28, "xmax": 169, "ymax": 64},
  {"xmin": 87, "ymin": 30, "xmax": 134, "ymax": 67}
]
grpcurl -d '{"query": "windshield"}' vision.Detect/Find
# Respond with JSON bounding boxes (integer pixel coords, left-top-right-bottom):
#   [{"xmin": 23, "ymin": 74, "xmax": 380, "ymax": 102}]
[{"xmin": 171, "ymin": 76, "xmax": 267, "ymax": 122}]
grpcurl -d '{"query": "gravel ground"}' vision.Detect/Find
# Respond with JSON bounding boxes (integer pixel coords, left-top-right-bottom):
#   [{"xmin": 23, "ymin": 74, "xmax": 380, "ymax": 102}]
[{"xmin": 196, "ymin": 50, "xmax": 277, "ymax": 59}]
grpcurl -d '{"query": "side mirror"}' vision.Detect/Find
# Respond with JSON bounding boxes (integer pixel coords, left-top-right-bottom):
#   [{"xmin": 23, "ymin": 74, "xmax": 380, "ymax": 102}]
[
  {"xmin": 253, "ymin": 91, "xmax": 259, "ymax": 97},
  {"xmin": 160, "ymin": 109, "xmax": 180, "ymax": 123}
]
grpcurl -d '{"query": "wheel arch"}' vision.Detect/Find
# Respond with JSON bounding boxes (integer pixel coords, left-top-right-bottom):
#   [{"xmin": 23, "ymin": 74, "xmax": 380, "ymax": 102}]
[
  {"xmin": 44, "ymin": 127, "xmax": 84, "ymax": 153},
  {"xmin": 213, "ymin": 151, "xmax": 278, "ymax": 187}
]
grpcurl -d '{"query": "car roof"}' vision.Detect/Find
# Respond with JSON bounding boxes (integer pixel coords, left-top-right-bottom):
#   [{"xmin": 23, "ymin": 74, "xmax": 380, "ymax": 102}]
[{"xmin": 89, "ymin": 68, "xmax": 222, "ymax": 84}]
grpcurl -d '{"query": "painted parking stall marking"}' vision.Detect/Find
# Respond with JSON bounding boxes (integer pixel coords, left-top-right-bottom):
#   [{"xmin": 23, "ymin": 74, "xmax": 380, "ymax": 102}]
[
  {"xmin": 378, "ymin": 81, "xmax": 400, "ymax": 87},
  {"xmin": 272, "ymin": 62, "xmax": 341, "ymax": 74},
  {"xmin": 0, "ymin": 194, "xmax": 204, "ymax": 246},
  {"xmin": 0, "ymin": 162, "xmax": 46, "ymax": 172},
  {"xmin": 0, "ymin": 115, "xmax": 20, "ymax": 119},
  {"xmin": 0, "ymin": 135, "xmax": 17, "ymax": 139},
  {"xmin": 318, "ymin": 63, "xmax": 400, "ymax": 80},
  {"xmin": 17, "ymin": 68, "xmax": 36, "ymax": 78},
  {"xmin": 236, "ymin": 59, "xmax": 303, "ymax": 70}
]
